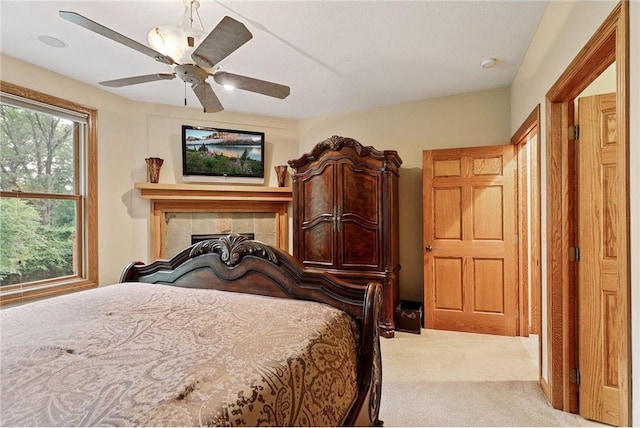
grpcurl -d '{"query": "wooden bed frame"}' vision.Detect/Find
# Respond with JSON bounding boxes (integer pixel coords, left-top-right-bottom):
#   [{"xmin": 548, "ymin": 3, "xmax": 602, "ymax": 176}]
[{"xmin": 120, "ymin": 234, "xmax": 383, "ymax": 426}]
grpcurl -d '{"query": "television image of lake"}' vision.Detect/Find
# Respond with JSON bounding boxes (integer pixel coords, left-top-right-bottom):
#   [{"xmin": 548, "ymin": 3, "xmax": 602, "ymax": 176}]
[
  {"xmin": 183, "ymin": 128, "xmax": 264, "ymax": 178},
  {"xmin": 186, "ymin": 142, "xmax": 262, "ymax": 161}
]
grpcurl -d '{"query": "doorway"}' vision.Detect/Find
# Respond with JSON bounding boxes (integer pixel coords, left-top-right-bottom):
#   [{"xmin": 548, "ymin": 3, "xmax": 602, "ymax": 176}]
[
  {"xmin": 422, "ymin": 119, "xmax": 542, "ymax": 340},
  {"xmin": 511, "ymin": 105, "xmax": 542, "ymax": 338},
  {"xmin": 545, "ymin": 2, "xmax": 630, "ymax": 426}
]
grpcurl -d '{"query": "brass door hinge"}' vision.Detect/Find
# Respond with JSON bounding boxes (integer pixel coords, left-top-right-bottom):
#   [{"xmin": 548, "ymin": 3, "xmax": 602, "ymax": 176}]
[
  {"xmin": 569, "ymin": 125, "xmax": 580, "ymax": 140},
  {"xmin": 570, "ymin": 247, "xmax": 580, "ymax": 262},
  {"xmin": 570, "ymin": 368, "xmax": 581, "ymax": 385}
]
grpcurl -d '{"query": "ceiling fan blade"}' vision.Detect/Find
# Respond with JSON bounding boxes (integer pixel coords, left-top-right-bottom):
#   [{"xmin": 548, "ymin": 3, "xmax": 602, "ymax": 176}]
[
  {"xmin": 191, "ymin": 16, "xmax": 253, "ymax": 69},
  {"xmin": 192, "ymin": 82, "xmax": 224, "ymax": 113},
  {"xmin": 213, "ymin": 72, "xmax": 290, "ymax": 99},
  {"xmin": 59, "ymin": 11, "xmax": 175, "ymax": 66},
  {"xmin": 100, "ymin": 73, "xmax": 176, "ymax": 87}
]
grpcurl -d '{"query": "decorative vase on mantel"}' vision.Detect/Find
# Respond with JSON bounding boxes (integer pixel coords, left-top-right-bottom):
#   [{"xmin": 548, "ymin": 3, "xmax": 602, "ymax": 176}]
[
  {"xmin": 274, "ymin": 165, "xmax": 288, "ymax": 187},
  {"xmin": 145, "ymin": 157, "xmax": 164, "ymax": 183}
]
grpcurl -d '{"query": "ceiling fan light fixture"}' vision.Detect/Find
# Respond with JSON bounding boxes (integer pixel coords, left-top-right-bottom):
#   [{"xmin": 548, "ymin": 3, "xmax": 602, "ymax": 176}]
[
  {"xmin": 147, "ymin": 0, "xmax": 206, "ymax": 66},
  {"xmin": 148, "ymin": 25, "xmax": 205, "ymax": 65},
  {"xmin": 223, "ymin": 84, "xmax": 235, "ymax": 91}
]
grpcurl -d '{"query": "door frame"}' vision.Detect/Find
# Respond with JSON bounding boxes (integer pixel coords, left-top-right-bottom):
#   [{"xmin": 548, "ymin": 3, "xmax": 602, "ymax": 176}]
[
  {"xmin": 545, "ymin": 2, "xmax": 630, "ymax": 425},
  {"xmin": 511, "ymin": 105, "xmax": 542, "ymax": 339}
]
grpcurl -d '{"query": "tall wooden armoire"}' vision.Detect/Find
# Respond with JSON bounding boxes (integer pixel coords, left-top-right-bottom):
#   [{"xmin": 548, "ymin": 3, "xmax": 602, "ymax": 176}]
[{"xmin": 288, "ymin": 136, "xmax": 402, "ymax": 338}]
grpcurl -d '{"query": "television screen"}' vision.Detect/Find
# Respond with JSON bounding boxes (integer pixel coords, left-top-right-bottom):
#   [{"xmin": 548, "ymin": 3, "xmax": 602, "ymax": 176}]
[{"xmin": 182, "ymin": 125, "xmax": 265, "ymax": 184}]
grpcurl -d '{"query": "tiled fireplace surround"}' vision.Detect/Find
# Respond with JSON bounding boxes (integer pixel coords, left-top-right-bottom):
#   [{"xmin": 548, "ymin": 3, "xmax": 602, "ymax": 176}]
[
  {"xmin": 135, "ymin": 183, "xmax": 292, "ymax": 260},
  {"xmin": 165, "ymin": 212, "xmax": 276, "ymax": 258}
]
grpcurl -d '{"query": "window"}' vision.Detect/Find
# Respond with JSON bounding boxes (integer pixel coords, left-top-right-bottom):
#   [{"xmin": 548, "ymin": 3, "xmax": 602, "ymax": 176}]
[{"xmin": 0, "ymin": 82, "xmax": 97, "ymax": 304}]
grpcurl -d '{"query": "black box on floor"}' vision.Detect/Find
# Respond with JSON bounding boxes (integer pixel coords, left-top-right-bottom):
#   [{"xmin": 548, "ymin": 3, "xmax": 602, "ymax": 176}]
[{"xmin": 395, "ymin": 300, "xmax": 423, "ymax": 334}]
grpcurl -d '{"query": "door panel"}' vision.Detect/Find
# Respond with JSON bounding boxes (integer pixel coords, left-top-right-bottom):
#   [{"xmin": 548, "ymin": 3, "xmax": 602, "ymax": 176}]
[
  {"xmin": 342, "ymin": 223, "xmax": 378, "ymax": 267},
  {"xmin": 434, "ymin": 188, "xmax": 462, "ymax": 239},
  {"xmin": 473, "ymin": 186, "xmax": 504, "ymax": 240},
  {"xmin": 302, "ymin": 163, "xmax": 335, "ymax": 221},
  {"xmin": 424, "ymin": 145, "xmax": 517, "ymax": 336},
  {"xmin": 299, "ymin": 163, "xmax": 336, "ymax": 267},
  {"xmin": 577, "ymin": 93, "xmax": 621, "ymax": 426},
  {"xmin": 339, "ymin": 161, "xmax": 381, "ymax": 269},
  {"xmin": 473, "ymin": 258, "xmax": 505, "ymax": 313},
  {"xmin": 341, "ymin": 164, "xmax": 379, "ymax": 223},
  {"xmin": 434, "ymin": 257, "xmax": 463, "ymax": 310},
  {"xmin": 302, "ymin": 223, "xmax": 334, "ymax": 265}
]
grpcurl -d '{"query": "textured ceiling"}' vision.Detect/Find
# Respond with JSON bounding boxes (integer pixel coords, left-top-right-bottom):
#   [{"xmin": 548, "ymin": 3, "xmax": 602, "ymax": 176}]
[{"xmin": 0, "ymin": 1, "xmax": 548, "ymax": 119}]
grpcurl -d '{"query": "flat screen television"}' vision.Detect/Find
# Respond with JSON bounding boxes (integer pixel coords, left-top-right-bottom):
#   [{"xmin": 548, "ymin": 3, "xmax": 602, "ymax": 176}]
[{"xmin": 181, "ymin": 125, "xmax": 265, "ymax": 184}]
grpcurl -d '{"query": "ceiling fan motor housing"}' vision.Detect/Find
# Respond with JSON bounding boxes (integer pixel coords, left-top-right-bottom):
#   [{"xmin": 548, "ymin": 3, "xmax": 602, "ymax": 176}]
[{"xmin": 175, "ymin": 63, "xmax": 208, "ymax": 84}]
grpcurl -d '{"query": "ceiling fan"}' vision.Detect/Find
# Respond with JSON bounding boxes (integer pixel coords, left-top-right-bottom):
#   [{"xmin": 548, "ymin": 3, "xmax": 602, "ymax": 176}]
[{"xmin": 59, "ymin": 1, "xmax": 290, "ymax": 113}]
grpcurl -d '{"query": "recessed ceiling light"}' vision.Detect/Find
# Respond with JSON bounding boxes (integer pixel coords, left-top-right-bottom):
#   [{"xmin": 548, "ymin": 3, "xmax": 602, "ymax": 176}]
[
  {"xmin": 480, "ymin": 58, "xmax": 498, "ymax": 69},
  {"xmin": 38, "ymin": 35, "xmax": 66, "ymax": 48}
]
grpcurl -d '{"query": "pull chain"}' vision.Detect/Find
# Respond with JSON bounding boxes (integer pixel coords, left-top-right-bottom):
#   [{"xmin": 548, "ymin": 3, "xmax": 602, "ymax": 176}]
[{"xmin": 184, "ymin": 81, "xmax": 187, "ymax": 106}]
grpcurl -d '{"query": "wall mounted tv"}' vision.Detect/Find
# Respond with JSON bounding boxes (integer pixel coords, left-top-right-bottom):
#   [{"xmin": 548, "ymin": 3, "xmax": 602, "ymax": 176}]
[{"xmin": 182, "ymin": 125, "xmax": 265, "ymax": 184}]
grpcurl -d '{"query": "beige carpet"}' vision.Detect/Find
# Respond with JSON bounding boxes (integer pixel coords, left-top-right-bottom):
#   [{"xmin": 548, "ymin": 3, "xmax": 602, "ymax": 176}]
[{"xmin": 379, "ymin": 329, "xmax": 607, "ymax": 427}]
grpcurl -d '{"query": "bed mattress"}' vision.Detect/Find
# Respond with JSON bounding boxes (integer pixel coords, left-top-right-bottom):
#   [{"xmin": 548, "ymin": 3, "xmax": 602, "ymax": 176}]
[{"xmin": 0, "ymin": 283, "xmax": 359, "ymax": 426}]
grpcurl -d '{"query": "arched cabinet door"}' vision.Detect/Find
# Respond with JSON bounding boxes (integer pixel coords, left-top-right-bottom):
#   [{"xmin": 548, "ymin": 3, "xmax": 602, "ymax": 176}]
[{"xmin": 289, "ymin": 136, "xmax": 402, "ymax": 338}]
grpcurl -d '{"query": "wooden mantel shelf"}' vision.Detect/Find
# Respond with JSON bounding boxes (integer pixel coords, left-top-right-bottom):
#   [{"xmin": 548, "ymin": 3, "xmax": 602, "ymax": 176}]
[{"xmin": 134, "ymin": 183, "xmax": 292, "ymax": 202}]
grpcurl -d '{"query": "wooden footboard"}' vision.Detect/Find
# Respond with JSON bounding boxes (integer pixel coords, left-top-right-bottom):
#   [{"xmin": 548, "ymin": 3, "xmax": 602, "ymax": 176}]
[{"xmin": 120, "ymin": 234, "xmax": 383, "ymax": 426}]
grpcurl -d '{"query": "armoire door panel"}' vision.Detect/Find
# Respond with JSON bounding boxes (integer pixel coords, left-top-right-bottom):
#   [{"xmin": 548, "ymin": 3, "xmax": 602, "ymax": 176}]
[
  {"xmin": 341, "ymin": 222, "xmax": 379, "ymax": 268},
  {"xmin": 301, "ymin": 163, "xmax": 335, "ymax": 221},
  {"xmin": 302, "ymin": 222, "xmax": 334, "ymax": 265},
  {"xmin": 341, "ymin": 164, "xmax": 380, "ymax": 224}
]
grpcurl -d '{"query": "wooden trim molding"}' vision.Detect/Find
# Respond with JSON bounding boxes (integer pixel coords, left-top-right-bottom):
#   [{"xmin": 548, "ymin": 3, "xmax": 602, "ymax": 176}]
[
  {"xmin": 135, "ymin": 183, "xmax": 293, "ymax": 202},
  {"xmin": 134, "ymin": 183, "xmax": 292, "ymax": 260},
  {"xmin": 511, "ymin": 105, "xmax": 541, "ymax": 342},
  {"xmin": 544, "ymin": 2, "xmax": 630, "ymax": 425},
  {"xmin": 0, "ymin": 81, "xmax": 98, "ymax": 305}
]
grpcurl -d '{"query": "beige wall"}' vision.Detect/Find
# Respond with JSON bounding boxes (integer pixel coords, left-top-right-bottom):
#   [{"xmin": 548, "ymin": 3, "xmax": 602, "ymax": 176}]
[
  {"xmin": 0, "ymin": 55, "xmax": 298, "ymax": 284},
  {"xmin": 0, "ymin": 57, "xmax": 511, "ymax": 304},
  {"xmin": 511, "ymin": 1, "xmax": 639, "ymax": 422},
  {"xmin": 126, "ymin": 102, "xmax": 298, "ymax": 263},
  {"xmin": 579, "ymin": 63, "xmax": 616, "ymax": 99},
  {"xmin": 298, "ymin": 87, "xmax": 511, "ymax": 301}
]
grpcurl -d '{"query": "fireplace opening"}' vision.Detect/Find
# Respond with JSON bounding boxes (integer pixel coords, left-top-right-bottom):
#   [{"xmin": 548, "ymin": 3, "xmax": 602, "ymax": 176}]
[{"xmin": 191, "ymin": 233, "xmax": 255, "ymax": 245}]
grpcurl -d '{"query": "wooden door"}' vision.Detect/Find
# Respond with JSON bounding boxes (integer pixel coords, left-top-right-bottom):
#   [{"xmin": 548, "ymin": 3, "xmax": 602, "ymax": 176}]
[
  {"xmin": 577, "ymin": 93, "xmax": 624, "ymax": 426},
  {"xmin": 423, "ymin": 145, "xmax": 517, "ymax": 336}
]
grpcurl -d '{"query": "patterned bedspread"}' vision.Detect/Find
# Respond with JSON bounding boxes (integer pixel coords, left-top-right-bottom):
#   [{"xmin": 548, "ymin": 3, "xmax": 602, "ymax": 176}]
[{"xmin": 0, "ymin": 283, "xmax": 359, "ymax": 426}]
